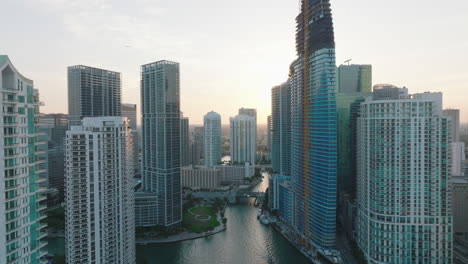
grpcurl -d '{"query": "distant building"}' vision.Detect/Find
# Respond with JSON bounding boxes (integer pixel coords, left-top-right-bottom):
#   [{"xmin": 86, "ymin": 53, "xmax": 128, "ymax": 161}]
[
  {"xmin": 267, "ymin": 115, "xmax": 272, "ymax": 152},
  {"xmin": 271, "ymin": 81, "xmax": 291, "ymax": 175},
  {"xmin": 65, "ymin": 117, "xmax": 135, "ymax": 264},
  {"xmin": 204, "ymin": 111, "xmax": 222, "ymax": 168},
  {"xmin": 139, "ymin": 60, "xmax": 182, "ymax": 227},
  {"xmin": 238, "ymin": 107, "xmax": 257, "ymax": 146},
  {"xmin": 122, "ymin": 103, "xmax": 140, "ymax": 176},
  {"xmin": 452, "ymin": 177, "xmax": 468, "ymax": 233},
  {"xmin": 38, "ymin": 113, "xmax": 68, "ymax": 201},
  {"xmin": 336, "ymin": 64, "xmax": 372, "ymax": 197},
  {"xmin": 122, "ymin": 103, "xmax": 137, "ymax": 129},
  {"xmin": 193, "ymin": 126, "xmax": 204, "ymax": 159},
  {"xmin": 68, "ymin": 65, "xmax": 121, "ymax": 125},
  {"xmin": 181, "ymin": 117, "xmax": 190, "ymax": 166},
  {"xmin": 337, "ymin": 64, "xmax": 372, "ymax": 93},
  {"xmin": 0, "ymin": 55, "xmax": 48, "ymax": 263},
  {"xmin": 230, "ymin": 114, "xmax": 256, "ymax": 166},
  {"xmin": 357, "ymin": 89, "xmax": 453, "ymax": 263},
  {"xmin": 216, "ymin": 163, "xmax": 253, "ymax": 184},
  {"xmin": 181, "ymin": 166, "xmax": 221, "ymax": 189},
  {"xmin": 451, "ymin": 142, "xmax": 466, "ymax": 176},
  {"xmin": 444, "ymin": 109, "xmax": 460, "ymax": 142}
]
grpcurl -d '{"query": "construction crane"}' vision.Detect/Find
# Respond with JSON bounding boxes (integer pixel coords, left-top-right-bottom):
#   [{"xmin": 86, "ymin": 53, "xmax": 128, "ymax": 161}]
[{"xmin": 344, "ymin": 59, "xmax": 352, "ymax": 65}]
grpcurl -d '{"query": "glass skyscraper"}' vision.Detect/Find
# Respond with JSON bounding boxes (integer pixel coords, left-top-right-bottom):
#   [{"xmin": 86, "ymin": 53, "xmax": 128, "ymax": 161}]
[
  {"xmin": 291, "ymin": 0, "xmax": 337, "ymax": 249},
  {"xmin": 271, "ymin": 81, "xmax": 291, "ymax": 175},
  {"xmin": 67, "ymin": 65, "xmax": 121, "ymax": 125},
  {"xmin": 140, "ymin": 60, "xmax": 181, "ymax": 227}
]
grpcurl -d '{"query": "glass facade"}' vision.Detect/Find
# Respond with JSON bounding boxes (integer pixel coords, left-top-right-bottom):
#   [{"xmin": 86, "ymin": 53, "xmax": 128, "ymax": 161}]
[
  {"xmin": 140, "ymin": 60, "xmax": 181, "ymax": 227},
  {"xmin": 291, "ymin": 0, "xmax": 337, "ymax": 249},
  {"xmin": 271, "ymin": 81, "xmax": 291, "ymax": 175}
]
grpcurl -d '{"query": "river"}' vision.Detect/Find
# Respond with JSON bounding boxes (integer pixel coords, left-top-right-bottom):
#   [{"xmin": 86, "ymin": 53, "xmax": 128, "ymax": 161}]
[{"xmin": 47, "ymin": 172, "xmax": 310, "ymax": 264}]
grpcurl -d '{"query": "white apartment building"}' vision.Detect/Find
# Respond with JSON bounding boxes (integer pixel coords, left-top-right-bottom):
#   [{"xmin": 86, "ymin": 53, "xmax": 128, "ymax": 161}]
[{"xmin": 65, "ymin": 117, "xmax": 135, "ymax": 264}]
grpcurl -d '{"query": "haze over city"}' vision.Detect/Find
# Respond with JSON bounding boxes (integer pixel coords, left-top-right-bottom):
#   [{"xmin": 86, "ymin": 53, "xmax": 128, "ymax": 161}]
[{"xmin": 1, "ymin": 0, "xmax": 467, "ymax": 124}]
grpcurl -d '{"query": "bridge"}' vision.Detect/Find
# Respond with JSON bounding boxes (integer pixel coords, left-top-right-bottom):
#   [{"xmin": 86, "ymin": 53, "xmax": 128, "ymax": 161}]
[{"xmin": 235, "ymin": 191, "xmax": 265, "ymax": 198}]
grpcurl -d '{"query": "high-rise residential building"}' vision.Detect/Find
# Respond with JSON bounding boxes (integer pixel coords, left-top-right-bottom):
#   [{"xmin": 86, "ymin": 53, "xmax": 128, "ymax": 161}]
[
  {"xmin": 290, "ymin": 0, "xmax": 337, "ymax": 249},
  {"xmin": 267, "ymin": 115, "xmax": 272, "ymax": 152},
  {"xmin": 444, "ymin": 109, "xmax": 460, "ymax": 142},
  {"xmin": 337, "ymin": 64, "xmax": 372, "ymax": 93},
  {"xmin": 230, "ymin": 114, "xmax": 256, "ymax": 166},
  {"xmin": 271, "ymin": 81, "xmax": 291, "ymax": 175},
  {"xmin": 0, "ymin": 55, "xmax": 48, "ymax": 264},
  {"xmin": 38, "ymin": 113, "xmax": 68, "ymax": 201},
  {"xmin": 357, "ymin": 89, "xmax": 453, "ymax": 263},
  {"xmin": 451, "ymin": 142, "xmax": 466, "ymax": 176},
  {"xmin": 121, "ymin": 103, "xmax": 140, "ymax": 176},
  {"xmin": 65, "ymin": 117, "xmax": 135, "ymax": 264},
  {"xmin": 238, "ymin": 107, "xmax": 257, "ymax": 146},
  {"xmin": 139, "ymin": 60, "xmax": 181, "ymax": 226},
  {"xmin": 204, "ymin": 111, "xmax": 221, "ymax": 168},
  {"xmin": 336, "ymin": 64, "xmax": 372, "ymax": 197},
  {"xmin": 181, "ymin": 117, "xmax": 190, "ymax": 166},
  {"xmin": 68, "ymin": 65, "xmax": 121, "ymax": 125}
]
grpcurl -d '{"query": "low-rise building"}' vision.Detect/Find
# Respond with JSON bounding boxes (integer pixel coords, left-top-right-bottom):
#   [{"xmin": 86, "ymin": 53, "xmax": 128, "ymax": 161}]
[
  {"xmin": 216, "ymin": 162, "xmax": 253, "ymax": 184},
  {"xmin": 181, "ymin": 166, "xmax": 221, "ymax": 189}
]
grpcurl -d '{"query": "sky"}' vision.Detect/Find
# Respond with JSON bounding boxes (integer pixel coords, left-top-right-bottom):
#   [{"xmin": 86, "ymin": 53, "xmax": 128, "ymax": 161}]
[{"xmin": 1, "ymin": 0, "xmax": 467, "ymax": 125}]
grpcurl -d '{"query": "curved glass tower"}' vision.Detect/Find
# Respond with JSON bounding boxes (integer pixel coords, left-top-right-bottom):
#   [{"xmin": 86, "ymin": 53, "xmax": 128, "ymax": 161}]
[{"xmin": 291, "ymin": 0, "xmax": 337, "ymax": 249}]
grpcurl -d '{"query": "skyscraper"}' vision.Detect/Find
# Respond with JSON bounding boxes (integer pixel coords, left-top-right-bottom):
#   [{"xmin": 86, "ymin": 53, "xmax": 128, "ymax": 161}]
[
  {"xmin": 291, "ymin": 0, "xmax": 337, "ymax": 249},
  {"xmin": 271, "ymin": 81, "xmax": 291, "ymax": 175},
  {"xmin": 230, "ymin": 114, "xmax": 256, "ymax": 166},
  {"xmin": 140, "ymin": 60, "xmax": 181, "ymax": 226},
  {"xmin": 238, "ymin": 107, "xmax": 257, "ymax": 147},
  {"xmin": 68, "ymin": 65, "xmax": 121, "ymax": 125},
  {"xmin": 443, "ymin": 109, "xmax": 460, "ymax": 142},
  {"xmin": 357, "ymin": 88, "xmax": 453, "ymax": 263},
  {"xmin": 38, "ymin": 113, "xmax": 68, "ymax": 201},
  {"xmin": 122, "ymin": 103, "xmax": 137, "ymax": 130},
  {"xmin": 336, "ymin": 64, "xmax": 372, "ymax": 197},
  {"xmin": 337, "ymin": 64, "xmax": 372, "ymax": 93},
  {"xmin": 204, "ymin": 111, "xmax": 222, "ymax": 168},
  {"xmin": 181, "ymin": 117, "xmax": 190, "ymax": 166},
  {"xmin": 267, "ymin": 115, "xmax": 272, "ymax": 152},
  {"xmin": 190, "ymin": 126, "xmax": 204, "ymax": 165},
  {"xmin": 65, "ymin": 117, "xmax": 135, "ymax": 264},
  {"xmin": 0, "ymin": 55, "xmax": 48, "ymax": 264},
  {"xmin": 122, "ymin": 103, "xmax": 140, "ymax": 176}
]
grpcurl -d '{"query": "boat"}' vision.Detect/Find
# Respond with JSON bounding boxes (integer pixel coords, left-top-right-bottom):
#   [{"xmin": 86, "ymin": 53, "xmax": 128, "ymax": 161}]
[
  {"xmin": 257, "ymin": 209, "xmax": 262, "ymax": 217},
  {"xmin": 259, "ymin": 215, "xmax": 270, "ymax": 225}
]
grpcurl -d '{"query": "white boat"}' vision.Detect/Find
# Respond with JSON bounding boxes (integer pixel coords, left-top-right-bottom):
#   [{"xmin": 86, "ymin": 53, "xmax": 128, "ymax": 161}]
[
  {"xmin": 259, "ymin": 215, "xmax": 270, "ymax": 225},
  {"xmin": 257, "ymin": 209, "xmax": 262, "ymax": 217}
]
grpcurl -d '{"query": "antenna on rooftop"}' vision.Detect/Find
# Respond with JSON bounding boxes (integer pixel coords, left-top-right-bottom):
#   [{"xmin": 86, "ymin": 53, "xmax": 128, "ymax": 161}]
[{"xmin": 344, "ymin": 59, "xmax": 352, "ymax": 65}]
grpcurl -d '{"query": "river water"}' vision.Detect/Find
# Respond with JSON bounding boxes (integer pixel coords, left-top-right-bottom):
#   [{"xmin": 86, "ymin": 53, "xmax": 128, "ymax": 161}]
[{"xmin": 47, "ymin": 172, "xmax": 309, "ymax": 264}]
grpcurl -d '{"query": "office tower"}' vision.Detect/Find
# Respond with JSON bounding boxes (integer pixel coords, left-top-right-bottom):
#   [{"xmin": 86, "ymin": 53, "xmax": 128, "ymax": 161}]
[
  {"xmin": 68, "ymin": 65, "xmax": 121, "ymax": 125},
  {"xmin": 0, "ymin": 55, "xmax": 48, "ymax": 264},
  {"xmin": 267, "ymin": 115, "xmax": 272, "ymax": 152},
  {"xmin": 336, "ymin": 64, "xmax": 372, "ymax": 197},
  {"xmin": 230, "ymin": 114, "xmax": 256, "ymax": 166},
  {"xmin": 271, "ymin": 81, "xmax": 291, "ymax": 175},
  {"xmin": 122, "ymin": 103, "xmax": 137, "ymax": 130},
  {"xmin": 204, "ymin": 111, "xmax": 222, "ymax": 168},
  {"xmin": 121, "ymin": 103, "xmax": 140, "ymax": 176},
  {"xmin": 290, "ymin": 0, "xmax": 337, "ymax": 249},
  {"xmin": 451, "ymin": 142, "xmax": 466, "ymax": 176},
  {"xmin": 65, "ymin": 117, "xmax": 135, "ymax": 264},
  {"xmin": 357, "ymin": 89, "xmax": 452, "ymax": 263},
  {"xmin": 337, "ymin": 64, "xmax": 372, "ymax": 93},
  {"xmin": 140, "ymin": 60, "xmax": 181, "ymax": 226},
  {"xmin": 181, "ymin": 117, "xmax": 190, "ymax": 166},
  {"xmin": 38, "ymin": 113, "xmax": 68, "ymax": 201},
  {"xmin": 443, "ymin": 109, "xmax": 460, "ymax": 142}
]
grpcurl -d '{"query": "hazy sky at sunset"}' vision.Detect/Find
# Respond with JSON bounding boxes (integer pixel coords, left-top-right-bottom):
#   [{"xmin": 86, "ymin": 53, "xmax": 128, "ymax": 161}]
[{"xmin": 1, "ymin": 0, "xmax": 467, "ymax": 125}]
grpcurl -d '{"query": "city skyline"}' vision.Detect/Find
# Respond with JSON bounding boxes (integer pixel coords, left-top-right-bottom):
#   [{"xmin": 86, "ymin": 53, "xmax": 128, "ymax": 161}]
[{"xmin": 1, "ymin": 0, "xmax": 467, "ymax": 124}]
